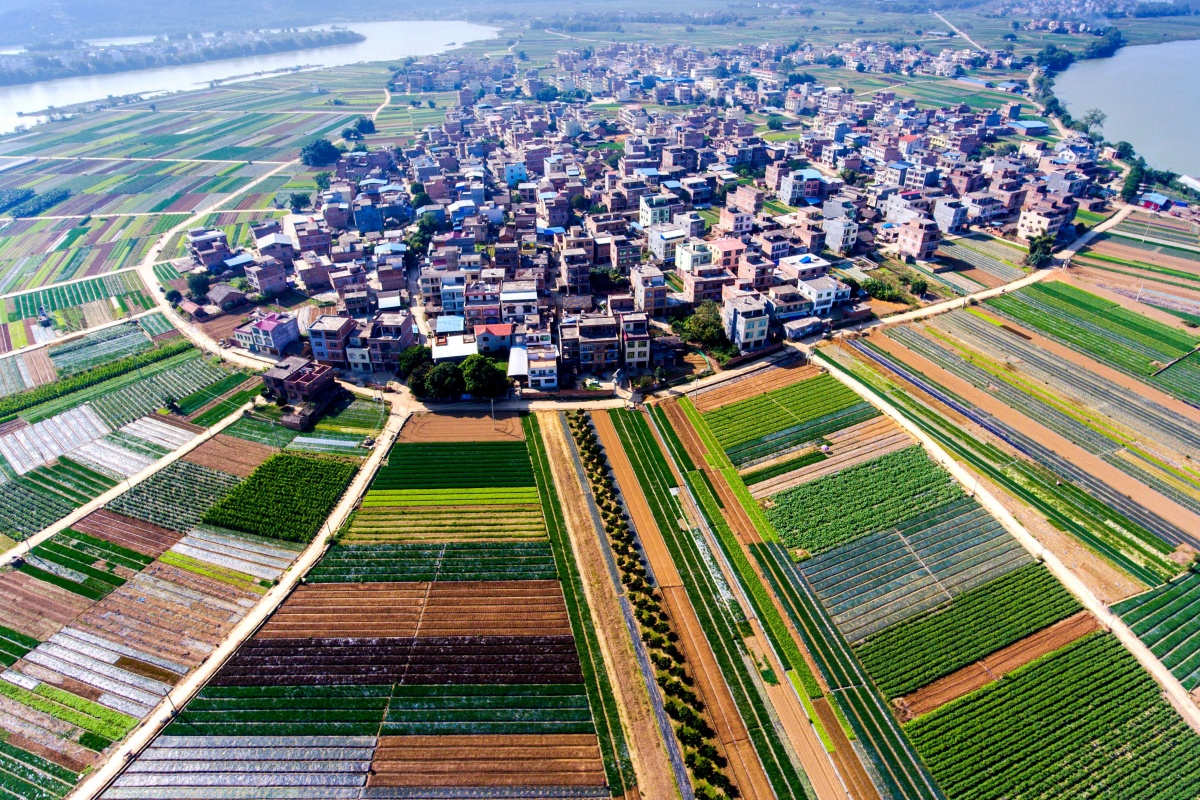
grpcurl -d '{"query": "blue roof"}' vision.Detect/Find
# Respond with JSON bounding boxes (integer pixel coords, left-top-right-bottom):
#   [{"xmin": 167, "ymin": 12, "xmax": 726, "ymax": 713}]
[
  {"xmin": 224, "ymin": 253, "xmax": 255, "ymax": 268},
  {"xmin": 436, "ymin": 315, "xmax": 466, "ymax": 334},
  {"xmin": 1143, "ymin": 192, "xmax": 1170, "ymax": 205}
]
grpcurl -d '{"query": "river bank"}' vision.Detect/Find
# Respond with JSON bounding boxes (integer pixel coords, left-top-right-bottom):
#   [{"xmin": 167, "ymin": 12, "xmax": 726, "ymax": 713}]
[
  {"xmin": 1054, "ymin": 38, "xmax": 1200, "ymax": 178},
  {"xmin": 0, "ymin": 19, "xmax": 498, "ymax": 134}
]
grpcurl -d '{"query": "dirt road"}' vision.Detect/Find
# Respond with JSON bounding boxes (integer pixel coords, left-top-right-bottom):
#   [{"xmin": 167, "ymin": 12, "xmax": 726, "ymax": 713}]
[{"xmin": 537, "ymin": 412, "xmax": 681, "ymax": 800}]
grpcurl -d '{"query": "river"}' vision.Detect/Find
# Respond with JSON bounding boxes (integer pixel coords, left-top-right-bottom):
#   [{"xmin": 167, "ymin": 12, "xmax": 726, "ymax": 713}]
[
  {"xmin": 0, "ymin": 20, "xmax": 498, "ymax": 134},
  {"xmin": 1055, "ymin": 37, "xmax": 1200, "ymax": 178}
]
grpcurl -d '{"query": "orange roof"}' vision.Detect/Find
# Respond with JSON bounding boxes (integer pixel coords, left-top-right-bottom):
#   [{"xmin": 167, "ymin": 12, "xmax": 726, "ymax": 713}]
[{"xmin": 474, "ymin": 323, "xmax": 514, "ymax": 337}]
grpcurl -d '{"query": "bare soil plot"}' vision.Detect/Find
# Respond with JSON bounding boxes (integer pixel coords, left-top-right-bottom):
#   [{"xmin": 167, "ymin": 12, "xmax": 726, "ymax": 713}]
[
  {"xmin": 691, "ymin": 362, "xmax": 820, "ymax": 412},
  {"xmin": 197, "ymin": 312, "xmax": 252, "ymax": 343},
  {"xmin": 1058, "ymin": 271, "xmax": 1200, "ymax": 332},
  {"xmin": 0, "ymin": 571, "xmax": 94, "ymax": 640},
  {"xmin": 537, "ymin": 412, "xmax": 680, "ymax": 800},
  {"xmin": 20, "ymin": 347, "xmax": 56, "ymax": 386},
  {"xmin": 152, "ymin": 414, "xmax": 204, "ymax": 435},
  {"xmin": 257, "ymin": 582, "xmax": 428, "ymax": 639},
  {"xmin": 747, "ymin": 415, "xmax": 912, "ymax": 499},
  {"xmin": 398, "ymin": 411, "xmax": 524, "ymax": 442},
  {"xmin": 420, "ymin": 581, "xmax": 572, "ymax": 638},
  {"xmin": 182, "ymin": 433, "xmax": 277, "ymax": 476},
  {"xmin": 368, "ymin": 734, "xmax": 607, "ymax": 788},
  {"xmin": 72, "ymin": 509, "xmax": 184, "ymax": 558},
  {"xmin": 895, "ymin": 611, "xmax": 1100, "ymax": 720},
  {"xmin": 1088, "ymin": 238, "xmax": 1200, "ymax": 275}
]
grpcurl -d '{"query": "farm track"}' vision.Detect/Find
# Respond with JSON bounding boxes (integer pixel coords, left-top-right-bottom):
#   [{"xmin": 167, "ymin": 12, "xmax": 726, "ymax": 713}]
[
  {"xmin": 747, "ymin": 417, "xmax": 912, "ymax": 499},
  {"xmin": 895, "ymin": 611, "xmax": 1101, "ymax": 719},
  {"xmin": 660, "ymin": 398, "xmax": 879, "ymax": 800},
  {"xmin": 591, "ymin": 411, "xmax": 775, "ymax": 800},
  {"xmin": 691, "ymin": 362, "xmax": 821, "ymax": 413},
  {"xmin": 537, "ymin": 412, "xmax": 683, "ymax": 800}
]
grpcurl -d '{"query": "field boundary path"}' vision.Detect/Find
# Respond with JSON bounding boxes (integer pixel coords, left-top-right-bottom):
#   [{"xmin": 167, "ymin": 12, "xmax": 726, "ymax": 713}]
[
  {"xmin": 933, "ymin": 13, "xmax": 985, "ymax": 50},
  {"xmin": 0, "ymin": 398, "xmax": 254, "ymax": 569},
  {"xmin": 73, "ymin": 401, "xmax": 410, "ymax": 800},
  {"xmin": 539, "ymin": 411, "xmax": 690, "ymax": 800},
  {"xmin": 815, "ymin": 348, "xmax": 1200, "ymax": 735}
]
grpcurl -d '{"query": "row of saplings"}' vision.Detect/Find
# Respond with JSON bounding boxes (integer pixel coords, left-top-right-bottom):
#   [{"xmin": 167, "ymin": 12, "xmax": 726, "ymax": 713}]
[{"xmin": 566, "ymin": 410, "xmax": 739, "ymax": 800}]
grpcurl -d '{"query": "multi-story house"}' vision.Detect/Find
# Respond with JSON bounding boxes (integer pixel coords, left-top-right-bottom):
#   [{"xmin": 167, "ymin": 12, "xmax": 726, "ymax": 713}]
[
  {"xmin": 897, "ymin": 216, "xmax": 943, "ymax": 261},
  {"xmin": 559, "ymin": 314, "xmax": 621, "ymax": 373},
  {"xmin": 631, "ymin": 265, "xmax": 668, "ymax": 316},
  {"xmin": 233, "ymin": 312, "xmax": 300, "ymax": 355},
  {"xmin": 823, "ymin": 216, "xmax": 859, "ymax": 255},
  {"xmin": 619, "ymin": 312, "xmax": 651, "ymax": 368},
  {"xmin": 722, "ymin": 292, "xmax": 770, "ymax": 352},
  {"xmin": 737, "ymin": 252, "xmax": 774, "ymax": 292},
  {"xmin": 307, "ymin": 314, "xmax": 355, "ymax": 368},
  {"xmin": 245, "ymin": 257, "xmax": 288, "ymax": 296}
]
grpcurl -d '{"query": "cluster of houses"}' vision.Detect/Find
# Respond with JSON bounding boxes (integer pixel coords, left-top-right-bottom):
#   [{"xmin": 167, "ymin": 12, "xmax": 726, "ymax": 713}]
[{"xmin": 169, "ymin": 38, "xmax": 1120, "ymax": 394}]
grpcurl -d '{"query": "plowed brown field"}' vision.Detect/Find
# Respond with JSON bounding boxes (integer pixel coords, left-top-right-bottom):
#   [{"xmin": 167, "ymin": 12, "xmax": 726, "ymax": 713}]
[
  {"xmin": 0, "ymin": 572, "xmax": 93, "ymax": 640},
  {"xmin": 257, "ymin": 581, "xmax": 572, "ymax": 639},
  {"xmin": 398, "ymin": 411, "xmax": 524, "ymax": 442},
  {"xmin": 182, "ymin": 433, "xmax": 277, "ymax": 476},
  {"xmin": 72, "ymin": 509, "xmax": 183, "ymax": 558},
  {"xmin": 369, "ymin": 734, "xmax": 607, "ymax": 788},
  {"xmin": 895, "ymin": 611, "xmax": 1101, "ymax": 720}
]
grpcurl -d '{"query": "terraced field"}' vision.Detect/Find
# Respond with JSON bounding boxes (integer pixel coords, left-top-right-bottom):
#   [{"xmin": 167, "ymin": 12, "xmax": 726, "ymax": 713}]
[{"xmin": 100, "ymin": 419, "xmax": 634, "ymax": 799}]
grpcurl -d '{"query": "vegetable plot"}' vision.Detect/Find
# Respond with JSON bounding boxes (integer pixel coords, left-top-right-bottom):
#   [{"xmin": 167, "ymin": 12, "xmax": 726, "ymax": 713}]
[
  {"xmin": 202, "ymin": 453, "xmax": 356, "ymax": 543},
  {"xmin": 905, "ymin": 633, "xmax": 1200, "ymax": 800},
  {"xmin": 766, "ymin": 446, "xmax": 962, "ymax": 555},
  {"xmin": 1113, "ymin": 571, "xmax": 1200, "ymax": 690}
]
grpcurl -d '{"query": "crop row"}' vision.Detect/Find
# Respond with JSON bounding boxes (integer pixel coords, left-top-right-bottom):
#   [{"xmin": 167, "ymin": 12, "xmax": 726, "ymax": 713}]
[
  {"xmin": 801, "ymin": 498, "xmax": 1033, "ymax": 644},
  {"xmin": 727, "ymin": 401, "xmax": 879, "ymax": 467},
  {"xmin": 176, "ymin": 373, "xmax": 250, "ymax": 415},
  {"xmin": 608, "ymin": 408, "xmax": 810, "ymax": 800},
  {"xmin": 108, "ymin": 460, "xmax": 241, "ymax": 532},
  {"xmin": 905, "ymin": 633, "xmax": 1200, "ymax": 799},
  {"xmin": 372, "ymin": 440, "xmax": 535, "ymax": 489},
  {"xmin": 345, "ymin": 506, "xmax": 547, "ymax": 542},
  {"xmin": 222, "ymin": 415, "xmax": 299, "ymax": 448},
  {"xmin": 664, "ymin": 400, "xmax": 944, "ymax": 798},
  {"xmin": 988, "ymin": 283, "xmax": 1200, "ymax": 404},
  {"xmin": 202, "ymin": 454, "xmax": 356, "ymax": 543},
  {"xmin": 19, "ymin": 528, "xmax": 151, "ymax": 600},
  {"xmin": 741, "ymin": 450, "xmax": 827, "ymax": 486},
  {"xmin": 702, "ymin": 374, "xmax": 862, "ymax": 449},
  {"xmin": 855, "ymin": 564, "xmax": 1081, "ymax": 697},
  {"xmin": 1113, "ymin": 571, "xmax": 1200, "ymax": 690},
  {"xmin": 0, "ymin": 477, "xmax": 83, "ymax": 540},
  {"xmin": 307, "ymin": 541, "xmax": 560, "ymax": 583},
  {"xmin": 766, "ymin": 446, "xmax": 963, "ymax": 556},
  {"xmin": 831, "ymin": 344, "xmax": 1179, "ymax": 585},
  {"xmin": 0, "ymin": 740, "xmax": 76, "ymax": 799},
  {"xmin": 362, "ymin": 487, "xmax": 540, "ymax": 507},
  {"xmin": 90, "ymin": 357, "xmax": 229, "ymax": 429},
  {"xmin": 48, "ymin": 323, "xmax": 153, "ymax": 377}
]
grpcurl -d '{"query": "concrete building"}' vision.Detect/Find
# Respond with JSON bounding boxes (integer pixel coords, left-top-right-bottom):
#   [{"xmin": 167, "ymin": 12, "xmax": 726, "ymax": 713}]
[{"xmin": 722, "ymin": 292, "xmax": 770, "ymax": 352}]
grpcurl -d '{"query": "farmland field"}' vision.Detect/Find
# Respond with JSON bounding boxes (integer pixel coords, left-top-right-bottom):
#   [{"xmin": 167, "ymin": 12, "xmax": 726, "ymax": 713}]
[
  {"xmin": 905, "ymin": 633, "xmax": 1200, "ymax": 800},
  {"xmin": 988, "ymin": 281, "xmax": 1200, "ymax": 404},
  {"xmin": 1113, "ymin": 571, "xmax": 1200, "ymax": 690},
  {"xmin": 101, "ymin": 417, "xmax": 636, "ymax": 799}
]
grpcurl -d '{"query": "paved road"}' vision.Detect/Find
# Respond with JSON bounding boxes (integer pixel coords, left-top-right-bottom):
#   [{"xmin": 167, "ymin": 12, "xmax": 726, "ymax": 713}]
[{"xmin": 935, "ymin": 12, "xmax": 986, "ymax": 50}]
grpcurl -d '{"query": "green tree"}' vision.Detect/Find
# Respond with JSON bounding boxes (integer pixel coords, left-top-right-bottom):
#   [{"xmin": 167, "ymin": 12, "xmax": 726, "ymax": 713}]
[
  {"xmin": 1079, "ymin": 108, "xmax": 1106, "ymax": 136},
  {"xmin": 300, "ymin": 137, "xmax": 341, "ymax": 167},
  {"xmin": 314, "ymin": 171, "xmax": 332, "ymax": 192},
  {"xmin": 1114, "ymin": 141, "xmax": 1136, "ymax": 161},
  {"xmin": 461, "ymin": 354, "xmax": 509, "ymax": 397},
  {"xmin": 287, "ymin": 192, "xmax": 311, "ymax": 211},
  {"xmin": 354, "ymin": 116, "xmax": 376, "ymax": 134},
  {"xmin": 424, "ymin": 362, "xmax": 465, "ymax": 398},
  {"xmin": 186, "ymin": 272, "xmax": 209, "ymax": 299},
  {"xmin": 767, "ymin": 115, "xmax": 785, "ymax": 131},
  {"xmin": 397, "ymin": 345, "xmax": 432, "ymax": 379},
  {"xmin": 910, "ymin": 277, "xmax": 929, "ymax": 296},
  {"xmin": 1121, "ymin": 160, "xmax": 1145, "ymax": 202},
  {"xmin": 1024, "ymin": 232, "xmax": 1056, "ymax": 268}
]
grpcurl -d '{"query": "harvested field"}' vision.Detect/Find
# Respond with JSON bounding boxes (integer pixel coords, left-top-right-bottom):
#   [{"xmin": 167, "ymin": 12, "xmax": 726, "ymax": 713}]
[
  {"xmin": 0, "ymin": 570, "xmax": 94, "ymax": 640},
  {"xmin": 748, "ymin": 415, "xmax": 912, "ymax": 498},
  {"xmin": 256, "ymin": 581, "xmax": 572, "ymax": 639},
  {"xmin": 691, "ymin": 361, "xmax": 820, "ymax": 412},
  {"xmin": 895, "ymin": 611, "xmax": 1100, "ymax": 720},
  {"xmin": 181, "ymin": 433, "xmax": 277, "ymax": 477},
  {"xmin": 369, "ymin": 734, "xmax": 607, "ymax": 789},
  {"xmin": 397, "ymin": 411, "xmax": 524, "ymax": 442}
]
